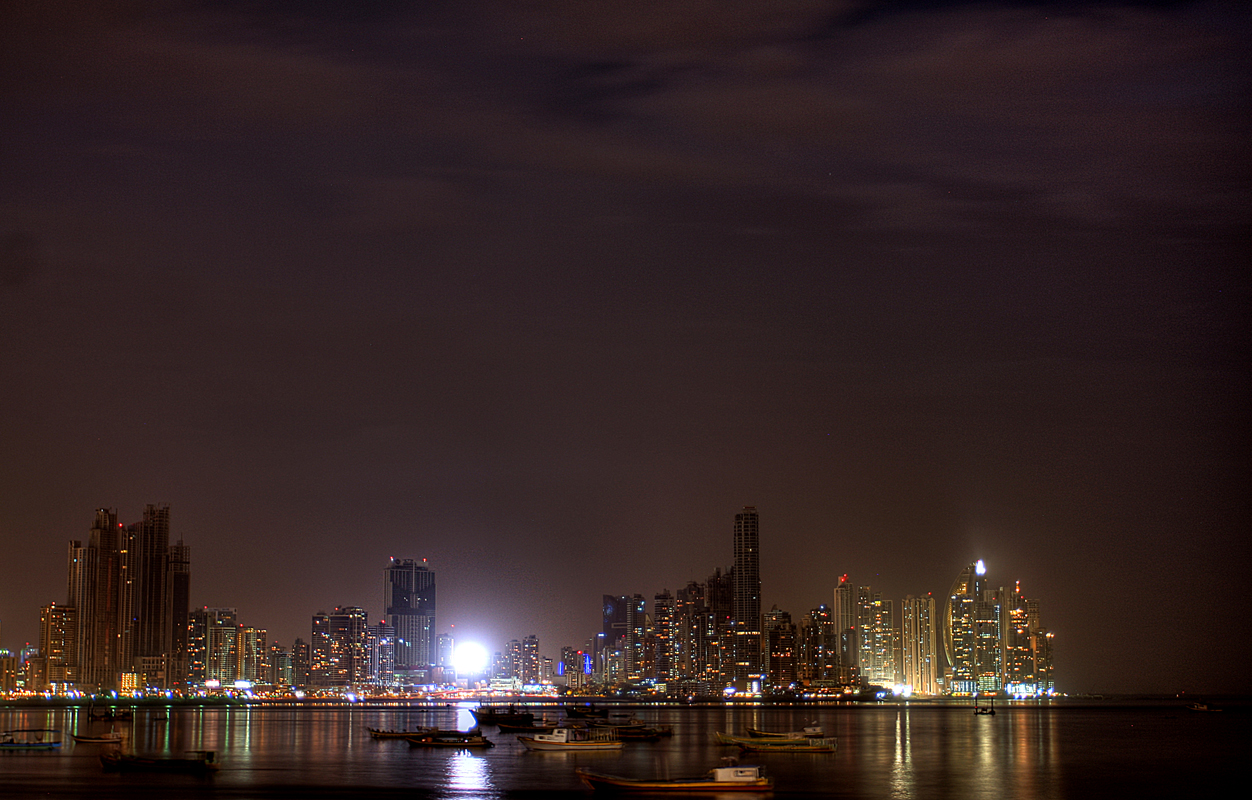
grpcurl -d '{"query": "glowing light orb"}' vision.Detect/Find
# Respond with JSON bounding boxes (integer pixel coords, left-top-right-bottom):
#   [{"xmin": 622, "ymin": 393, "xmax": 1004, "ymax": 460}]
[{"xmin": 453, "ymin": 642, "xmax": 488, "ymax": 675}]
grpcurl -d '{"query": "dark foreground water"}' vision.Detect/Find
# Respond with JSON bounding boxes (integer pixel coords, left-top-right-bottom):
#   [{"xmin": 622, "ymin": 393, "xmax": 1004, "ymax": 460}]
[{"xmin": 0, "ymin": 701, "xmax": 1243, "ymax": 798}]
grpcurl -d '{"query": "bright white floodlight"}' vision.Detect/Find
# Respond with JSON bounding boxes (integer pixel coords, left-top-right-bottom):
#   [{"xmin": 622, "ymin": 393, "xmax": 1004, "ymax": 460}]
[{"xmin": 454, "ymin": 641, "xmax": 488, "ymax": 675}]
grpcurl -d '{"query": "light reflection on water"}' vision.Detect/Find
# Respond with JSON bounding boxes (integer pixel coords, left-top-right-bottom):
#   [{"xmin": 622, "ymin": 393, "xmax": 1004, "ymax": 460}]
[
  {"xmin": 446, "ymin": 750, "xmax": 495, "ymax": 798},
  {"xmin": 0, "ymin": 702, "xmax": 1239, "ymax": 798}
]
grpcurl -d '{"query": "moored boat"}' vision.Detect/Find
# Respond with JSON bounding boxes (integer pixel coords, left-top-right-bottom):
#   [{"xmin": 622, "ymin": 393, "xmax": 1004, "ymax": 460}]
[
  {"xmin": 100, "ymin": 749, "xmax": 218, "ymax": 773},
  {"xmin": 0, "ymin": 729, "xmax": 64, "ymax": 750},
  {"xmin": 519, "ymin": 726, "xmax": 623, "ymax": 751},
  {"xmin": 405, "ymin": 730, "xmax": 494, "ymax": 748},
  {"xmin": 614, "ymin": 725, "xmax": 672, "ymax": 742},
  {"xmin": 70, "ymin": 729, "xmax": 124, "ymax": 744},
  {"xmin": 576, "ymin": 761, "xmax": 773, "ymax": 792},
  {"xmin": 736, "ymin": 737, "xmax": 837, "ymax": 753},
  {"xmin": 563, "ymin": 704, "xmax": 610, "ymax": 719},
  {"xmin": 367, "ymin": 726, "xmax": 433, "ymax": 739},
  {"xmin": 470, "ymin": 705, "xmax": 534, "ymax": 726},
  {"xmin": 497, "ymin": 720, "xmax": 557, "ymax": 734},
  {"xmin": 745, "ymin": 722, "xmax": 824, "ymax": 738}
]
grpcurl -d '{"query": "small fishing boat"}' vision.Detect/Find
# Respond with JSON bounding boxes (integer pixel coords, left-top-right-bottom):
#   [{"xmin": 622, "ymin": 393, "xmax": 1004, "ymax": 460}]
[
  {"xmin": 745, "ymin": 722, "xmax": 824, "ymax": 738},
  {"xmin": 405, "ymin": 730, "xmax": 494, "ymax": 748},
  {"xmin": 368, "ymin": 726, "xmax": 436, "ymax": 739},
  {"xmin": 563, "ymin": 704, "xmax": 610, "ymax": 719},
  {"xmin": 71, "ymin": 728, "xmax": 124, "ymax": 744},
  {"xmin": 736, "ymin": 737, "xmax": 837, "ymax": 753},
  {"xmin": 497, "ymin": 720, "xmax": 557, "ymax": 734},
  {"xmin": 614, "ymin": 725, "xmax": 672, "ymax": 742},
  {"xmin": 470, "ymin": 705, "xmax": 534, "ymax": 726},
  {"xmin": 100, "ymin": 749, "xmax": 218, "ymax": 773},
  {"xmin": 519, "ymin": 726, "xmax": 623, "ymax": 751},
  {"xmin": 576, "ymin": 761, "xmax": 773, "ymax": 792},
  {"xmin": 87, "ymin": 707, "xmax": 133, "ymax": 722},
  {"xmin": 0, "ymin": 729, "xmax": 64, "ymax": 750}
]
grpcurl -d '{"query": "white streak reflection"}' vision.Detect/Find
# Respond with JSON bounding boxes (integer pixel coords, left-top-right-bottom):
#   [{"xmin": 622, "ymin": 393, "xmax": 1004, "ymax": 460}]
[{"xmin": 446, "ymin": 750, "xmax": 497, "ymax": 798}]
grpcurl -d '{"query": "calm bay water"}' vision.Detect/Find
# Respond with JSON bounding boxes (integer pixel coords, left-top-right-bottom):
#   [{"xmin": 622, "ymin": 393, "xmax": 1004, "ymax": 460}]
[{"xmin": 0, "ymin": 701, "xmax": 1242, "ymax": 798}]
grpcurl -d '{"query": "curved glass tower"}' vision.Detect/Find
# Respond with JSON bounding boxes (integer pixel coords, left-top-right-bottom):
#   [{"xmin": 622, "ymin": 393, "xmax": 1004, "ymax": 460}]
[{"xmin": 943, "ymin": 559, "xmax": 985, "ymax": 695}]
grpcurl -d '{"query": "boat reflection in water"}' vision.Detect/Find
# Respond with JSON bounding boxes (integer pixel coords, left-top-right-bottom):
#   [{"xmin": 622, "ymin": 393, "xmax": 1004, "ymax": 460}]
[
  {"xmin": 576, "ymin": 759, "xmax": 773, "ymax": 793},
  {"xmin": 100, "ymin": 749, "xmax": 218, "ymax": 774}
]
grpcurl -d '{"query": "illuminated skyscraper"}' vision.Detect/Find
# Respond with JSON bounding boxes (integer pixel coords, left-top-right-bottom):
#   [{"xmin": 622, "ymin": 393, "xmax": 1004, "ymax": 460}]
[
  {"xmin": 763, "ymin": 606, "xmax": 797, "ymax": 688},
  {"xmin": 366, "ymin": 621, "xmax": 396, "ymax": 687},
  {"xmin": 901, "ymin": 594, "xmax": 939, "ymax": 695},
  {"xmin": 67, "ymin": 505, "xmax": 184, "ymax": 691},
  {"xmin": 857, "ymin": 590, "xmax": 898, "ymax": 686},
  {"xmin": 653, "ymin": 590, "xmax": 676, "ymax": 681},
  {"xmin": 944, "ymin": 560, "xmax": 983, "ymax": 695},
  {"xmin": 311, "ymin": 606, "xmax": 369, "ymax": 688},
  {"xmin": 732, "ymin": 506, "xmax": 762, "ymax": 686},
  {"xmin": 832, "ymin": 574, "xmax": 857, "ymax": 672},
  {"xmin": 39, "ymin": 603, "xmax": 77, "ymax": 689},
  {"xmin": 944, "ymin": 560, "xmax": 1002, "ymax": 694},
  {"xmin": 384, "ymin": 558, "xmax": 436, "ymax": 682}
]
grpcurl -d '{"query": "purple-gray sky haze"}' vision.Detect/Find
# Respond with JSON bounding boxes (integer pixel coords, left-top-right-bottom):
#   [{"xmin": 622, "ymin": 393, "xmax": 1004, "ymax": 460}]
[{"xmin": 2, "ymin": 0, "xmax": 1247, "ymax": 694}]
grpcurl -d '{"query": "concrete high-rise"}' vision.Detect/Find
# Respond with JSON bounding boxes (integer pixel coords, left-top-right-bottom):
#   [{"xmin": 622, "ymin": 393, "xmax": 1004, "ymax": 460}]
[
  {"xmin": 831, "ymin": 574, "xmax": 857, "ymax": 673},
  {"xmin": 384, "ymin": 558, "xmax": 436, "ymax": 682},
  {"xmin": 67, "ymin": 505, "xmax": 184, "ymax": 690},
  {"xmin": 732, "ymin": 506, "xmax": 762, "ymax": 686},
  {"xmin": 166, "ymin": 540, "xmax": 191, "ymax": 688},
  {"xmin": 39, "ymin": 602, "xmax": 77, "ymax": 690},
  {"xmin": 901, "ymin": 594, "xmax": 939, "ymax": 695},
  {"xmin": 311, "ymin": 606, "xmax": 369, "ymax": 689}
]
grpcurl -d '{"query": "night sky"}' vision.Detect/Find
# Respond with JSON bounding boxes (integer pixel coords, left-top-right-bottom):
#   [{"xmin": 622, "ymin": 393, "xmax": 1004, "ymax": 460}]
[{"xmin": 2, "ymin": 1, "xmax": 1247, "ymax": 695}]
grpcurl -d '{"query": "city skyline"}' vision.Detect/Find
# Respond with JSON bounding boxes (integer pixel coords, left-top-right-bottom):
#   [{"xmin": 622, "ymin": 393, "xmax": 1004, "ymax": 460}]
[
  {"xmin": 1, "ymin": 1, "xmax": 1246, "ymax": 697},
  {"xmin": 7, "ymin": 501, "xmax": 1049, "ymax": 697}
]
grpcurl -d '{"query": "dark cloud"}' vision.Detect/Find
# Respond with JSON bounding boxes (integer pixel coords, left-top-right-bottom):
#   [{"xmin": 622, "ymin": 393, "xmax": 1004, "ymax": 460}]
[{"xmin": 0, "ymin": 232, "xmax": 40, "ymax": 290}]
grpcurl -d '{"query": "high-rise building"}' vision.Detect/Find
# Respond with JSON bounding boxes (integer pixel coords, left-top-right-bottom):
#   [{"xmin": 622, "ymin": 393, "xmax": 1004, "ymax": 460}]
[
  {"xmin": 763, "ymin": 606, "xmax": 797, "ymax": 688},
  {"xmin": 67, "ymin": 505, "xmax": 186, "ymax": 691},
  {"xmin": 1002, "ymin": 582, "xmax": 1055, "ymax": 696},
  {"xmin": 311, "ymin": 606, "xmax": 369, "ymax": 689},
  {"xmin": 799, "ymin": 604, "xmax": 839, "ymax": 683},
  {"xmin": 384, "ymin": 558, "xmax": 436, "ymax": 682},
  {"xmin": 652, "ymin": 590, "xmax": 676, "ymax": 682},
  {"xmin": 119, "ymin": 504, "xmax": 170, "ymax": 673},
  {"xmin": 945, "ymin": 562, "xmax": 978, "ymax": 694},
  {"xmin": 292, "ymin": 638, "xmax": 310, "ymax": 688},
  {"xmin": 366, "ymin": 621, "xmax": 396, "ymax": 687},
  {"xmin": 732, "ymin": 507, "xmax": 762, "ymax": 686},
  {"xmin": 238, "ymin": 625, "xmax": 268, "ymax": 684},
  {"xmin": 200, "ymin": 608, "xmax": 239, "ymax": 685},
  {"xmin": 39, "ymin": 603, "xmax": 77, "ymax": 690},
  {"xmin": 831, "ymin": 574, "xmax": 857, "ymax": 673},
  {"xmin": 67, "ymin": 509, "xmax": 120, "ymax": 691},
  {"xmin": 901, "ymin": 594, "xmax": 939, "ymax": 695},
  {"xmin": 502, "ymin": 635, "xmax": 540, "ymax": 685},
  {"xmin": 944, "ymin": 560, "xmax": 1002, "ymax": 695},
  {"xmin": 858, "ymin": 589, "xmax": 898, "ymax": 686},
  {"xmin": 167, "ymin": 540, "xmax": 192, "ymax": 688},
  {"xmin": 269, "ymin": 642, "xmax": 293, "ymax": 686}
]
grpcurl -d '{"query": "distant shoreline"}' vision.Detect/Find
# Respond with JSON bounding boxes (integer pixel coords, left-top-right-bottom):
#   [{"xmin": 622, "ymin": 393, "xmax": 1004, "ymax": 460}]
[{"xmin": 2, "ymin": 694, "xmax": 1243, "ymax": 711}]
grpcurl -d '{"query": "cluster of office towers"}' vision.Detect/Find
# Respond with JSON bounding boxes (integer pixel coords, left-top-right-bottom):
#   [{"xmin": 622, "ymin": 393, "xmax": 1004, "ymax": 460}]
[
  {"xmin": 22, "ymin": 506, "xmax": 191, "ymax": 693},
  {"xmin": 169, "ymin": 557, "xmax": 443, "ymax": 692},
  {"xmin": 558, "ymin": 508, "xmax": 1055, "ymax": 697},
  {"xmin": 6, "ymin": 506, "xmax": 447, "ymax": 694}
]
